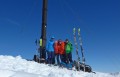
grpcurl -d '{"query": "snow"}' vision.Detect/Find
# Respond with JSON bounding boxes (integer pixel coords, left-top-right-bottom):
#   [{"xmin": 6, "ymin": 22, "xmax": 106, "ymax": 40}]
[{"xmin": 0, "ymin": 55, "xmax": 120, "ymax": 77}]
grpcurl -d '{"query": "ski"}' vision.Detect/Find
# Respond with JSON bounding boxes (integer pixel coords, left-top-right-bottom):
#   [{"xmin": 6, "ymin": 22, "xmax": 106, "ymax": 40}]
[
  {"xmin": 78, "ymin": 28, "xmax": 86, "ymax": 72},
  {"xmin": 73, "ymin": 28, "xmax": 81, "ymax": 71}
]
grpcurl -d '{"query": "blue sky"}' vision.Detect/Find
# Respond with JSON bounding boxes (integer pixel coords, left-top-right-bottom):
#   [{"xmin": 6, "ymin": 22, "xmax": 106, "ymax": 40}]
[{"xmin": 0, "ymin": 0, "xmax": 120, "ymax": 72}]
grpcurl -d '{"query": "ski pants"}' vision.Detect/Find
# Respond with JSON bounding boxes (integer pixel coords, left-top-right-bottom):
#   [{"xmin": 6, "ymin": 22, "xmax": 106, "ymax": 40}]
[
  {"xmin": 66, "ymin": 52, "xmax": 73, "ymax": 63},
  {"xmin": 55, "ymin": 54, "xmax": 60, "ymax": 65},
  {"xmin": 47, "ymin": 51, "xmax": 55, "ymax": 64},
  {"xmin": 60, "ymin": 54, "xmax": 66, "ymax": 63}
]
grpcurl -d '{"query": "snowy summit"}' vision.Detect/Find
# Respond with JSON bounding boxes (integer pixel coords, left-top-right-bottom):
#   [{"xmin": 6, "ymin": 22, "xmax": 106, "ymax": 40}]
[{"xmin": 0, "ymin": 55, "xmax": 119, "ymax": 77}]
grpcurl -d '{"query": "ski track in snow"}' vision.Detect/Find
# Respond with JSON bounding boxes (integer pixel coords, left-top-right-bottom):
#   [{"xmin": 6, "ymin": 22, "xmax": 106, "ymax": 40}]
[{"xmin": 0, "ymin": 55, "xmax": 120, "ymax": 77}]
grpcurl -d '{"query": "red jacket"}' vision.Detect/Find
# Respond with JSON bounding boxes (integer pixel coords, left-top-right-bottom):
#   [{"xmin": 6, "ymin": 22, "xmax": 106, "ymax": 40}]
[
  {"xmin": 58, "ymin": 42, "xmax": 65, "ymax": 54},
  {"xmin": 54, "ymin": 41, "xmax": 59, "ymax": 54},
  {"xmin": 54, "ymin": 41, "xmax": 65, "ymax": 54}
]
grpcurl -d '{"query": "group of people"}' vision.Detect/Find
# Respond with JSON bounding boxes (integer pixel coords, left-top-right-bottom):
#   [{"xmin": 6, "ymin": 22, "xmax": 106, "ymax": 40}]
[{"xmin": 46, "ymin": 36, "xmax": 73, "ymax": 65}]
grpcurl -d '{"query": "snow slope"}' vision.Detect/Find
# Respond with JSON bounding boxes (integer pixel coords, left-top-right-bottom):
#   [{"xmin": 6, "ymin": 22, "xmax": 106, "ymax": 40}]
[{"xmin": 0, "ymin": 55, "xmax": 119, "ymax": 77}]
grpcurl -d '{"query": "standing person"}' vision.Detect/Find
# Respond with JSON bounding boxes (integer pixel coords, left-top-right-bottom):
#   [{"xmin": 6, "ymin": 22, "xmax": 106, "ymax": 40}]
[
  {"xmin": 39, "ymin": 37, "xmax": 46, "ymax": 62},
  {"xmin": 54, "ymin": 39, "xmax": 66, "ymax": 65},
  {"xmin": 58, "ymin": 40, "xmax": 66, "ymax": 63},
  {"xmin": 65, "ymin": 39, "xmax": 73, "ymax": 64},
  {"xmin": 46, "ymin": 36, "xmax": 55, "ymax": 64},
  {"xmin": 54, "ymin": 40, "xmax": 60, "ymax": 65}
]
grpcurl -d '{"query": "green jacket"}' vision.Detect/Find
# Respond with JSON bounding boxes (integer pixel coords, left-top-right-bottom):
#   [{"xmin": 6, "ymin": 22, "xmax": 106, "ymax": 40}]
[{"xmin": 65, "ymin": 42, "xmax": 73, "ymax": 53}]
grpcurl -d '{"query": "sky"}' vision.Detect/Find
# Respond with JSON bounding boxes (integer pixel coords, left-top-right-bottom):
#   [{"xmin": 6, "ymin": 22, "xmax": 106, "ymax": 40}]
[{"xmin": 0, "ymin": 0, "xmax": 120, "ymax": 72}]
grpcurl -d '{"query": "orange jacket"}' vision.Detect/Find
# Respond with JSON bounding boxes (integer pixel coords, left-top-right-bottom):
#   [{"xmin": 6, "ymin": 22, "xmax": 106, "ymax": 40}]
[
  {"xmin": 54, "ymin": 41, "xmax": 59, "ymax": 54},
  {"xmin": 58, "ymin": 42, "xmax": 65, "ymax": 54},
  {"xmin": 54, "ymin": 41, "xmax": 65, "ymax": 54}
]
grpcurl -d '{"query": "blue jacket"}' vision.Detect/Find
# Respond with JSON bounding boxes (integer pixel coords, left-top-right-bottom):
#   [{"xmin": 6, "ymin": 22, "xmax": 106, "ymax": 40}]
[{"xmin": 46, "ymin": 40, "xmax": 54, "ymax": 52}]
